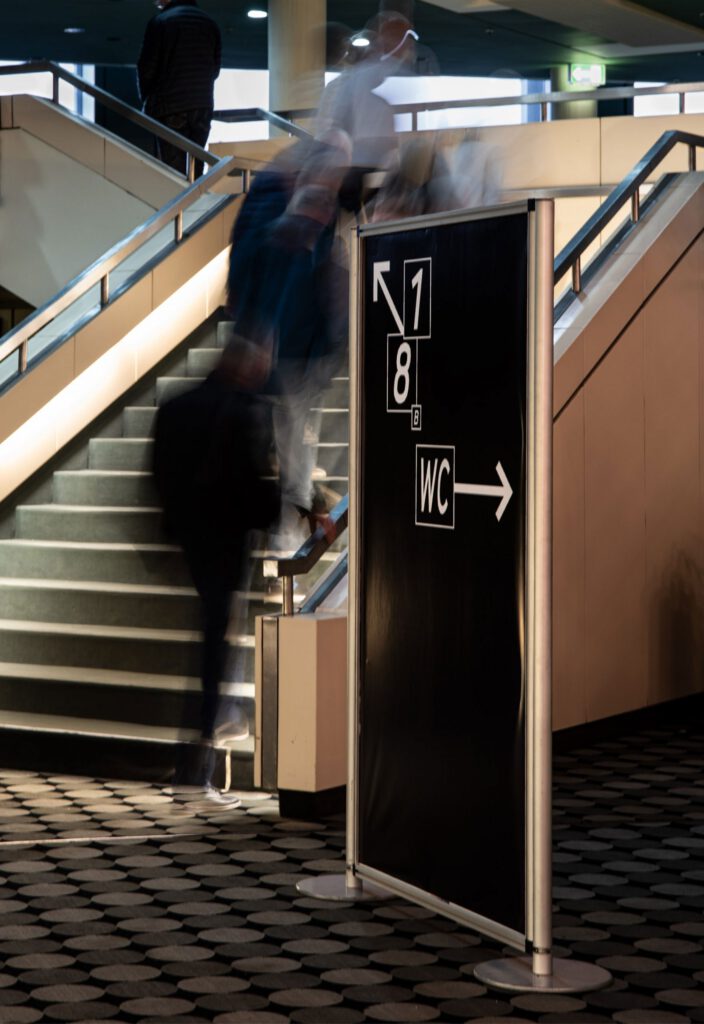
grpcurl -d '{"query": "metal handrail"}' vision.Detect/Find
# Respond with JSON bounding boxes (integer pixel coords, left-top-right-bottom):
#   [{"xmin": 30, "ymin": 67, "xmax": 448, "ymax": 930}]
[
  {"xmin": 214, "ymin": 106, "xmax": 312, "ymax": 140},
  {"xmin": 0, "ymin": 60, "xmax": 217, "ymax": 180},
  {"xmin": 554, "ymin": 129, "xmax": 704, "ymax": 292},
  {"xmin": 227, "ymin": 79, "xmax": 704, "ymax": 132},
  {"xmin": 6, "ymin": 60, "xmax": 703, "ymax": 147},
  {"xmin": 272, "ymin": 130, "xmax": 704, "ymax": 615},
  {"xmin": 299, "ymin": 550, "xmax": 349, "ymax": 615},
  {"xmin": 277, "ymin": 495, "xmax": 348, "ymax": 615},
  {"xmin": 0, "ymin": 154, "xmax": 239, "ymax": 373}
]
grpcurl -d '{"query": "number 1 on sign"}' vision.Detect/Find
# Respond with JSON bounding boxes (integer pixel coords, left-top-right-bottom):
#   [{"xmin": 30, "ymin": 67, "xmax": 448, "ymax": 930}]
[
  {"xmin": 411, "ymin": 268, "xmax": 423, "ymax": 333},
  {"xmin": 403, "ymin": 258, "xmax": 431, "ymax": 339}
]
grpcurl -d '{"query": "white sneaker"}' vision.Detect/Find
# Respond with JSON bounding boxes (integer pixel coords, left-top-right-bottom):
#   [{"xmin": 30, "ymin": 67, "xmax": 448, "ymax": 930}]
[
  {"xmin": 201, "ymin": 784, "xmax": 242, "ymax": 808},
  {"xmin": 214, "ymin": 716, "xmax": 250, "ymax": 743}
]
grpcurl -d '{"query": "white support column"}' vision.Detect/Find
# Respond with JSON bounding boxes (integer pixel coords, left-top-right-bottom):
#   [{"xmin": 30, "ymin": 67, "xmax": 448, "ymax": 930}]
[
  {"xmin": 550, "ymin": 66, "xmax": 598, "ymax": 120},
  {"xmin": 268, "ymin": 0, "xmax": 326, "ymax": 131}
]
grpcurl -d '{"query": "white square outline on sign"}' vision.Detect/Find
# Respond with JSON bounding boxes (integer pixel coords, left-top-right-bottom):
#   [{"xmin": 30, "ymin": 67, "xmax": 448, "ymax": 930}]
[
  {"xmin": 403, "ymin": 257, "xmax": 432, "ymax": 340},
  {"xmin": 415, "ymin": 443, "xmax": 455, "ymax": 530},
  {"xmin": 386, "ymin": 334, "xmax": 417, "ymax": 414},
  {"xmin": 411, "ymin": 404, "xmax": 422, "ymax": 431}
]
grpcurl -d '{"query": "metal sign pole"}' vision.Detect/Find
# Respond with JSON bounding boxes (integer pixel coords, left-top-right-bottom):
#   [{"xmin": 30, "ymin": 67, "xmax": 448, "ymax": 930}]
[
  {"xmin": 297, "ymin": 226, "xmax": 388, "ymax": 903},
  {"xmin": 474, "ymin": 200, "xmax": 610, "ymax": 994}
]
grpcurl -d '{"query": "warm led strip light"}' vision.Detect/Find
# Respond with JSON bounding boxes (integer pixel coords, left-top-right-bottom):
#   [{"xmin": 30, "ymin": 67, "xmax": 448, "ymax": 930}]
[{"xmin": 0, "ymin": 249, "xmax": 228, "ymax": 503}]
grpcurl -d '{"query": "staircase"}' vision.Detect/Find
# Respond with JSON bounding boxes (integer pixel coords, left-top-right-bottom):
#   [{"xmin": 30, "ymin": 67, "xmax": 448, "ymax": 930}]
[{"xmin": 0, "ymin": 312, "xmax": 349, "ymax": 787}]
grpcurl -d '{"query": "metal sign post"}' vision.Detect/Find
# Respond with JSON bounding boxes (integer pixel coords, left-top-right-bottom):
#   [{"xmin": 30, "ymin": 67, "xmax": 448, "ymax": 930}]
[{"xmin": 298, "ymin": 200, "xmax": 611, "ymax": 994}]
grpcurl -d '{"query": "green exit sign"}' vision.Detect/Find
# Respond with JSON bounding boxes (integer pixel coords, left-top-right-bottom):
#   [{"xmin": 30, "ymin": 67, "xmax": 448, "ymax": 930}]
[{"xmin": 569, "ymin": 63, "xmax": 606, "ymax": 87}]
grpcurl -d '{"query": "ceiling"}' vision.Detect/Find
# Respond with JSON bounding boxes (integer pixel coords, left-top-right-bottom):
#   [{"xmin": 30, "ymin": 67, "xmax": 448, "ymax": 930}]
[{"xmin": 3, "ymin": 0, "xmax": 704, "ymax": 86}]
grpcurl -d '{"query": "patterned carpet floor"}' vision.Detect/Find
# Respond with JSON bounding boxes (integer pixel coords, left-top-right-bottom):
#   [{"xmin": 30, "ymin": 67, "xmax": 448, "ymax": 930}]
[{"xmin": 0, "ymin": 712, "xmax": 703, "ymax": 1023}]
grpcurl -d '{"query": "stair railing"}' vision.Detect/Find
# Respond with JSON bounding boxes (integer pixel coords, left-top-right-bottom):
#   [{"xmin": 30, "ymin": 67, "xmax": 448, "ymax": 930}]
[
  {"xmin": 554, "ymin": 130, "xmax": 704, "ymax": 296},
  {"xmin": 0, "ymin": 60, "xmax": 216, "ymax": 183},
  {"xmin": 274, "ymin": 495, "xmax": 348, "ymax": 614},
  {"xmin": 215, "ymin": 79, "xmax": 704, "ymax": 133},
  {"xmin": 214, "ymin": 106, "xmax": 312, "ymax": 141},
  {"xmin": 267, "ymin": 130, "xmax": 704, "ymax": 616}
]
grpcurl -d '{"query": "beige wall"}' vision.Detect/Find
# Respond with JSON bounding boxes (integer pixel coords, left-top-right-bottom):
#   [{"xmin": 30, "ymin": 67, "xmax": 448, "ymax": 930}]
[
  {"xmin": 481, "ymin": 111, "xmax": 704, "ymax": 191},
  {"xmin": 277, "ymin": 614, "xmax": 347, "ymax": 793},
  {"xmin": 553, "ymin": 179, "xmax": 704, "ymax": 731},
  {"xmin": 214, "ymin": 110, "xmax": 704, "ymax": 189},
  {"xmin": 0, "ymin": 94, "xmax": 184, "ymax": 308}
]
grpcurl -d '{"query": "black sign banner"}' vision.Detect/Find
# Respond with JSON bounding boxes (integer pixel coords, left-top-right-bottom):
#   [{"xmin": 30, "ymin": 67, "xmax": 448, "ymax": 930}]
[{"xmin": 355, "ymin": 207, "xmax": 531, "ymax": 944}]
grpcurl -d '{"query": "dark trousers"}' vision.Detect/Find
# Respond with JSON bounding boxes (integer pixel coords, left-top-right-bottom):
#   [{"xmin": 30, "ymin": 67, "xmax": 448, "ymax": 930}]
[
  {"xmin": 182, "ymin": 537, "xmax": 245, "ymax": 741},
  {"xmin": 155, "ymin": 107, "xmax": 212, "ymax": 178}
]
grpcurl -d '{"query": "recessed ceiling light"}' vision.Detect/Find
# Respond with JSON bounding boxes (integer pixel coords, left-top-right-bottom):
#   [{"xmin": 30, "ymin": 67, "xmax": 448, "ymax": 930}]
[
  {"xmin": 64, "ymin": 26, "xmax": 85, "ymax": 34},
  {"xmin": 352, "ymin": 35, "xmax": 370, "ymax": 48},
  {"xmin": 247, "ymin": 8, "xmax": 267, "ymax": 18}
]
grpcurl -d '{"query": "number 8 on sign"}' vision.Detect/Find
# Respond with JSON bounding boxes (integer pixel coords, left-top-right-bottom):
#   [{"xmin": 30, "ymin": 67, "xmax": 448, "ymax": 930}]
[
  {"xmin": 387, "ymin": 335, "xmax": 417, "ymax": 413},
  {"xmin": 394, "ymin": 341, "xmax": 412, "ymax": 404}
]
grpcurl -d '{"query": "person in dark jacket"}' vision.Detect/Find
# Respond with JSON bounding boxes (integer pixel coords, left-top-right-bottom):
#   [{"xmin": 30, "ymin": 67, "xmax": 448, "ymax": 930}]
[
  {"xmin": 137, "ymin": 0, "xmax": 221, "ymax": 177},
  {"xmin": 225, "ymin": 134, "xmax": 351, "ymax": 551},
  {"xmin": 153, "ymin": 337, "xmax": 279, "ymax": 789}
]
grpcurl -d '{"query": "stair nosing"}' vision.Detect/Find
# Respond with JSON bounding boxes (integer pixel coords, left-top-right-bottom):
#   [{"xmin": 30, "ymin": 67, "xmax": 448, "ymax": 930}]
[
  {"xmin": 0, "ymin": 660, "xmax": 255, "ymax": 694},
  {"xmin": 17, "ymin": 505, "xmax": 162, "ymax": 514},
  {"xmin": 0, "ymin": 619, "xmax": 255, "ymax": 645},
  {"xmin": 0, "ymin": 577, "xmax": 195, "ymax": 597},
  {"xmin": 0, "ymin": 539, "xmax": 179, "ymax": 552}
]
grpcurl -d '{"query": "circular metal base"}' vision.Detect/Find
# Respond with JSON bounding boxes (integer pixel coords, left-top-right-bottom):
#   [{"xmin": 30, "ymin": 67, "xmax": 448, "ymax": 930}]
[
  {"xmin": 296, "ymin": 873, "xmax": 391, "ymax": 902},
  {"xmin": 474, "ymin": 957, "xmax": 612, "ymax": 994}
]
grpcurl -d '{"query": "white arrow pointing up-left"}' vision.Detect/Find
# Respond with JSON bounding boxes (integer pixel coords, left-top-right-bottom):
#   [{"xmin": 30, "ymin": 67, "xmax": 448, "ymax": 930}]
[
  {"xmin": 373, "ymin": 261, "xmax": 405, "ymax": 335},
  {"xmin": 454, "ymin": 462, "xmax": 513, "ymax": 521}
]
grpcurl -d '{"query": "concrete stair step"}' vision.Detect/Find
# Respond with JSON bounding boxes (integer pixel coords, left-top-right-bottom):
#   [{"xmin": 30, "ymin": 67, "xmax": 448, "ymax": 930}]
[
  {"xmin": 0, "ymin": 661, "xmax": 254, "ymax": 733},
  {"xmin": 0, "ymin": 534, "xmax": 298, "ymax": 594},
  {"xmin": 0, "ymin": 717, "xmax": 253, "ymax": 789},
  {"xmin": 0, "ymin": 577, "xmax": 286, "ymax": 631},
  {"xmin": 123, "ymin": 406, "xmax": 157, "ymax": 438},
  {"xmin": 15, "ymin": 505, "xmax": 164, "ymax": 543},
  {"xmin": 311, "ymin": 408, "xmax": 349, "ymax": 443},
  {"xmin": 187, "ymin": 347, "xmax": 220, "ymax": 377},
  {"xmin": 156, "ymin": 376, "xmax": 203, "ymax": 405},
  {"xmin": 53, "ymin": 470, "xmax": 159, "ymax": 506},
  {"xmin": 0, "ymin": 538, "xmax": 191, "ymax": 585},
  {"xmin": 0, "ymin": 578, "xmax": 200, "ymax": 630},
  {"xmin": 0, "ymin": 707, "xmax": 203, "ymax": 744},
  {"xmin": 0, "ymin": 705, "xmax": 255, "ymax": 766},
  {"xmin": 0, "ymin": 618, "xmax": 254, "ymax": 678},
  {"xmin": 325, "ymin": 376, "xmax": 349, "ymax": 407},
  {"xmin": 314, "ymin": 442, "xmax": 349, "ymax": 477},
  {"xmin": 89, "ymin": 437, "xmax": 154, "ymax": 472}
]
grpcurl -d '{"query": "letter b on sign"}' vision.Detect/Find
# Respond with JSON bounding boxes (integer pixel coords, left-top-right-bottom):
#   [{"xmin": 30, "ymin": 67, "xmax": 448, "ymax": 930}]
[{"xmin": 415, "ymin": 445, "xmax": 455, "ymax": 529}]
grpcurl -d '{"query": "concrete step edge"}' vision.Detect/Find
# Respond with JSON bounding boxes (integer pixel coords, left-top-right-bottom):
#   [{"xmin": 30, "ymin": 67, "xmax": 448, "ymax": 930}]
[
  {"xmin": 54, "ymin": 470, "xmax": 153, "ymax": 478},
  {"xmin": 0, "ymin": 709, "xmax": 203, "ymax": 744},
  {"xmin": 0, "ymin": 578, "xmax": 282, "ymax": 604},
  {"xmin": 0, "ymin": 619, "xmax": 255, "ymax": 645},
  {"xmin": 0, "ymin": 660, "xmax": 255, "ymax": 697},
  {"xmin": 0, "ymin": 711, "xmax": 256, "ymax": 751},
  {"xmin": 16, "ymin": 505, "xmax": 162, "ymax": 515},
  {"xmin": 0, "ymin": 577, "xmax": 195, "ymax": 597},
  {"xmin": 0, "ymin": 539, "xmax": 179, "ymax": 553}
]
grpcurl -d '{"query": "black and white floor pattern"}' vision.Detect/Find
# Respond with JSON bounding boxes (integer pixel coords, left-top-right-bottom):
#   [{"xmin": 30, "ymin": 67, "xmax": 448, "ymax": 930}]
[{"xmin": 0, "ymin": 713, "xmax": 703, "ymax": 1023}]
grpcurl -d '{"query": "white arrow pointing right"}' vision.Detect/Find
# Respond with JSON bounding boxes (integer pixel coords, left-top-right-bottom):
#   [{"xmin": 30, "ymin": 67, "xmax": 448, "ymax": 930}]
[{"xmin": 454, "ymin": 461, "xmax": 513, "ymax": 521}]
